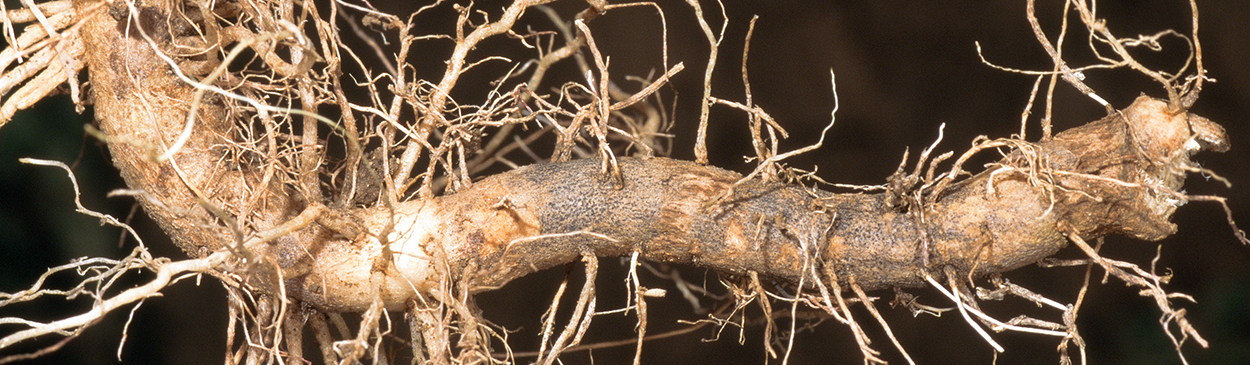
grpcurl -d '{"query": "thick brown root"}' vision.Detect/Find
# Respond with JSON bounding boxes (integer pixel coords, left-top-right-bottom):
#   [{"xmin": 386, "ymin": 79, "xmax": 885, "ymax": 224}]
[{"xmin": 277, "ymin": 96, "xmax": 1228, "ymax": 311}]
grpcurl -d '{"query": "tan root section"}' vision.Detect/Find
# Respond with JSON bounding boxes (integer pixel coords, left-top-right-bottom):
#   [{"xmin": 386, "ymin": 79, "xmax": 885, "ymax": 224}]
[{"xmin": 0, "ymin": 0, "xmax": 1242, "ymax": 364}]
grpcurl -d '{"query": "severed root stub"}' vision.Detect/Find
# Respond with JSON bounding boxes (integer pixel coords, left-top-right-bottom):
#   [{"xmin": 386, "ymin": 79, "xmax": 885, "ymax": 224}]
[{"xmin": 283, "ymin": 95, "xmax": 1230, "ymax": 312}]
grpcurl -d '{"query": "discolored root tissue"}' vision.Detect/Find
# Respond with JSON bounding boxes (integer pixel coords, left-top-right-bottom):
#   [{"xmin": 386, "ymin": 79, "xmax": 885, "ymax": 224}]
[
  {"xmin": 3, "ymin": 0, "xmax": 1235, "ymax": 362},
  {"xmin": 282, "ymin": 96, "xmax": 1229, "ymax": 311}
]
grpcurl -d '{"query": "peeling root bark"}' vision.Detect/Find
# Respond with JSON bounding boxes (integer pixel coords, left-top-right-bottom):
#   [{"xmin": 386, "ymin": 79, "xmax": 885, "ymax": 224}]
[{"xmin": 284, "ymin": 97, "xmax": 1229, "ymax": 311}]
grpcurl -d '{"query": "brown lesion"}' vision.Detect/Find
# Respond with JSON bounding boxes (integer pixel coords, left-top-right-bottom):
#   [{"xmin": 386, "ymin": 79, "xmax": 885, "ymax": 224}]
[{"xmin": 272, "ymin": 93, "xmax": 1228, "ymax": 311}]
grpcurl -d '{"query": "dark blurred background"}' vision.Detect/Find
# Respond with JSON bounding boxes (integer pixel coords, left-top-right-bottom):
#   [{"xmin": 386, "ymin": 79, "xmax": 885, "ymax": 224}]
[{"xmin": 2, "ymin": 0, "xmax": 1247, "ymax": 364}]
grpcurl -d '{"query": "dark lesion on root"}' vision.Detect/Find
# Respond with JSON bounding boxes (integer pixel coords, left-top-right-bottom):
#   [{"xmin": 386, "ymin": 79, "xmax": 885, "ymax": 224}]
[{"xmin": 445, "ymin": 96, "xmax": 1228, "ymax": 296}]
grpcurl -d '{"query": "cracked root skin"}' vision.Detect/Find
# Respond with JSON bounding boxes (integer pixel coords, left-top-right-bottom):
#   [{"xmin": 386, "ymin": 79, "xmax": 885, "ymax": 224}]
[{"xmin": 281, "ymin": 97, "xmax": 1229, "ymax": 311}]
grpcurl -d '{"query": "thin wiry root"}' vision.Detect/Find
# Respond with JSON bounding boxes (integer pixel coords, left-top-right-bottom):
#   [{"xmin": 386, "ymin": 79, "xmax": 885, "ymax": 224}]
[
  {"xmin": 1065, "ymin": 234, "xmax": 1207, "ymax": 365},
  {"xmin": 748, "ymin": 272, "xmax": 777, "ymax": 359},
  {"xmin": 850, "ymin": 280, "xmax": 916, "ymax": 365},
  {"xmin": 625, "ymin": 251, "xmax": 657, "ymax": 365},
  {"xmin": 688, "ymin": 0, "xmax": 727, "ymax": 165},
  {"xmin": 0, "ymin": 0, "xmax": 91, "ymax": 125},
  {"xmin": 536, "ymin": 254, "xmax": 599, "ymax": 365},
  {"xmin": 817, "ymin": 266, "xmax": 885, "ymax": 364},
  {"xmin": 0, "ymin": 247, "xmax": 225, "ymax": 358}
]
